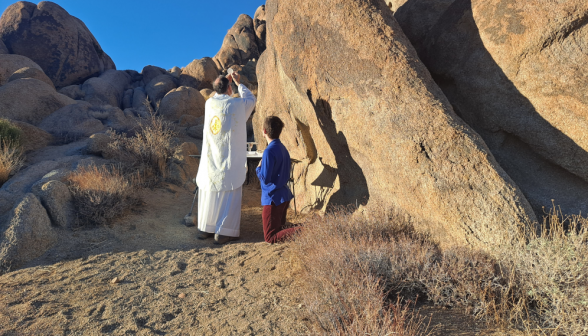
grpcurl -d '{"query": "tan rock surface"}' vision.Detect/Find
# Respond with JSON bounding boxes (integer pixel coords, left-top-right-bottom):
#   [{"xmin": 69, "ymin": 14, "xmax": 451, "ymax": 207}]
[
  {"xmin": 0, "ymin": 1, "xmax": 115, "ymax": 88},
  {"xmin": 396, "ymin": 0, "xmax": 588, "ymax": 216},
  {"xmin": 0, "ymin": 78, "xmax": 75, "ymax": 125},
  {"xmin": 0, "ymin": 193, "xmax": 57, "ymax": 271},
  {"xmin": 8, "ymin": 67, "xmax": 54, "ymax": 88},
  {"xmin": 179, "ymin": 57, "xmax": 219, "ymax": 90},
  {"xmin": 0, "ymin": 54, "xmax": 43, "ymax": 86},
  {"xmin": 253, "ymin": 0, "xmax": 536, "ymax": 250},
  {"xmin": 213, "ymin": 14, "xmax": 260, "ymax": 70},
  {"xmin": 9, "ymin": 120, "xmax": 54, "ymax": 152}
]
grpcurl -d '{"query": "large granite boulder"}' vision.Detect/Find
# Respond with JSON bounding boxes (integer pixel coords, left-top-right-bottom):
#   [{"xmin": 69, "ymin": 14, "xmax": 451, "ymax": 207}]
[
  {"xmin": 141, "ymin": 65, "xmax": 166, "ymax": 86},
  {"xmin": 0, "ymin": 53, "xmax": 43, "ymax": 85},
  {"xmin": 0, "ymin": 39, "xmax": 7, "ymax": 54},
  {"xmin": 59, "ymin": 84, "xmax": 85, "ymax": 100},
  {"xmin": 39, "ymin": 101, "xmax": 131, "ymax": 139},
  {"xmin": 82, "ymin": 70, "xmax": 131, "ymax": 108},
  {"xmin": 8, "ymin": 67, "xmax": 54, "ymax": 87},
  {"xmin": 0, "ymin": 193, "xmax": 58, "ymax": 271},
  {"xmin": 145, "ymin": 74, "xmax": 177, "ymax": 109},
  {"xmin": 33, "ymin": 180, "xmax": 74, "ymax": 228},
  {"xmin": 253, "ymin": 5, "xmax": 267, "ymax": 53},
  {"xmin": 213, "ymin": 14, "xmax": 260, "ymax": 70},
  {"xmin": 253, "ymin": 0, "xmax": 536, "ymax": 250},
  {"xmin": 392, "ymin": 0, "xmax": 588, "ymax": 217},
  {"xmin": 179, "ymin": 57, "xmax": 219, "ymax": 90},
  {"xmin": 158, "ymin": 86, "xmax": 206, "ymax": 121},
  {"xmin": 0, "ymin": 1, "xmax": 115, "ymax": 88},
  {"xmin": 0, "ymin": 78, "xmax": 75, "ymax": 125},
  {"xmin": 168, "ymin": 142, "xmax": 200, "ymax": 187}
]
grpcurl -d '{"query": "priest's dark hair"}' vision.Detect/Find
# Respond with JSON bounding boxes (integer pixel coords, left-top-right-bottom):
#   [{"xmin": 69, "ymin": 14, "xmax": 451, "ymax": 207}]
[
  {"xmin": 264, "ymin": 116, "xmax": 285, "ymax": 139},
  {"xmin": 213, "ymin": 75, "xmax": 230, "ymax": 94}
]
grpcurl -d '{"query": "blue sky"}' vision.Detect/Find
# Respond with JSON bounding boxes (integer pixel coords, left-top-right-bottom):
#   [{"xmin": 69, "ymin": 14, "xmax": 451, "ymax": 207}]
[{"xmin": 0, "ymin": 0, "xmax": 264, "ymax": 71}]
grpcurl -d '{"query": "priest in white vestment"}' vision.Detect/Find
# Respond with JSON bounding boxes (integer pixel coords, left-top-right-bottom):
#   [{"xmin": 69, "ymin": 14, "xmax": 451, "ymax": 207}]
[{"xmin": 195, "ymin": 72, "xmax": 256, "ymax": 244}]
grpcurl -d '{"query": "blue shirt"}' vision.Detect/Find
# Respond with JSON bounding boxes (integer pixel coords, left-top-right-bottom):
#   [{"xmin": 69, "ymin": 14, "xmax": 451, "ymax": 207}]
[{"xmin": 256, "ymin": 139, "xmax": 293, "ymax": 206}]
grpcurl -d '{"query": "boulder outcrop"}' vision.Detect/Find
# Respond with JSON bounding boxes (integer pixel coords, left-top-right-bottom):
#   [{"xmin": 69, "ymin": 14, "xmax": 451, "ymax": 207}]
[
  {"xmin": 392, "ymin": 0, "xmax": 588, "ymax": 216},
  {"xmin": 82, "ymin": 70, "xmax": 131, "ymax": 108},
  {"xmin": 0, "ymin": 78, "xmax": 75, "ymax": 125},
  {"xmin": 0, "ymin": 39, "xmax": 7, "ymax": 54},
  {"xmin": 39, "ymin": 102, "xmax": 131, "ymax": 140},
  {"xmin": 141, "ymin": 65, "xmax": 167, "ymax": 87},
  {"xmin": 179, "ymin": 57, "xmax": 219, "ymax": 90},
  {"xmin": 145, "ymin": 74, "xmax": 177, "ymax": 109},
  {"xmin": 33, "ymin": 180, "xmax": 74, "ymax": 229},
  {"xmin": 253, "ymin": 0, "xmax": 536, "ymax": 250},
  {"xmin": 253, "ymin": 5, "xmax": 267, "ymax": 53},
  {"xmin": 158, "ymin": 86, "xmax": 206, "ymax": 121},
  {"xmin": 213, "ymin": 14, "xmax": 260, "ymax": 70},
  {"xmin": 8, "ymin": 67, "xmax": 54, "ymax": 87},
  {"xmin": 10, "ymin": 120, "xmax": 54, "ymax": 152},
  {"xmin": 0, "ymin": 53, "xmax": 43, "ymax": 85},
  {"xmin": 0, "ymin": 1, "xmax": 115, "ymax": 88},
  {"xmin": 0, "ymin": 193, "xmax": 58, "ymax": 270}
]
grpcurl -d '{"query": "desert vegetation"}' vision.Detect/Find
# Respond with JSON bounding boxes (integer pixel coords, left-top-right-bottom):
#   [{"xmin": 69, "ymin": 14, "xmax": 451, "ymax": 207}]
[
  {"xmin": 0, "ymin": 119, "xmax": 23, "ymax": 186},
  {"xmin": 292, "ymin": 207, "xmax": 588, "ymax": 335},
  {"xmin": 65, "ymin": 111, "xmax": 178, "ymax": 226}
]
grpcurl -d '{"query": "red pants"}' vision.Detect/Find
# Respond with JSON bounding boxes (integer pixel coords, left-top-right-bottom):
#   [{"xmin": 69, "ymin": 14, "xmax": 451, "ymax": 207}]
[{"xmin": 262, "ymin": 200, "xmax": 299, "ymax": 244}]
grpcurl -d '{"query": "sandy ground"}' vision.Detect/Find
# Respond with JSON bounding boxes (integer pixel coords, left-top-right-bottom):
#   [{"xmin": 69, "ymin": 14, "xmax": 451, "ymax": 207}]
[
  {"xmin": 0, "ymin": 183, "xmax": 520, "ymax": 335},
  {"xmin": 0, "ymin": 184, "xmax": 310, "ymax": 335}
]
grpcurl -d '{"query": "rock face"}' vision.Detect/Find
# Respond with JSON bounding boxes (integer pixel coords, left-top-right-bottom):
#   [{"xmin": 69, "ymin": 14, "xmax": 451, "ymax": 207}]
[
  {"xmin": 0, "ymin": 1, "xmax": 115, "ymax": 88},
  {"xmin": 392, "ymin": 0, "xmax": 588, "ymax": 217},
  {"xmin": 10, "ymin": 120, "xmax": 54, "ymax": 152},
  {"xmin": 141, "ymin": 65, "xmax": 167, "ymax": 87},
  {"xmin": 158, "ymin": 86, "xmax": 206, "ymax": 121},
  {"xmin": 39, "ymin": 102, "xmax": 130, "ymax": 139},
  {"xmin": 0, "ymin": 53, "xmax": 43, "ymax": 85},
  {"xmin": 253, "ymin": 5, "xmax": 267, "ymax": 53},
  {"xmin": 213, "ymin": 14, "xmax": 260, "ymax": 70},
  {"xmin": 253, "ymin": 0, "xmax": 536, "ymax": 250},
  {"xmin": 0, "ymin": 78, "xmax": 75, "ymax": 125},
  {"xmin": 0, "ymin": 193, "xmax": 58, "ymax": 270},
  {"xmin": 179, "ymin": 57, "xmax": 219, "ymax": 90},
  {"xmin": 145, "ymin": 74, "xmax": 177, "ymax": 109},
  {"xmin": 82, "ymin": 70, "xmax": 131, "ymax": 108},
  {"xmin": 8, "ymin": 67, "xmax": 54, "ymax": 87},
  {"xmin": 168, "ymin": 142, "xmax": 200, "ymax": 187},
  {"xmin": 0, "ymin": 39, "xmax": 7, "ymax": 54},
  {"xmin": 33, "ymin": 180, "xmax": 74, "ymax": 228}
]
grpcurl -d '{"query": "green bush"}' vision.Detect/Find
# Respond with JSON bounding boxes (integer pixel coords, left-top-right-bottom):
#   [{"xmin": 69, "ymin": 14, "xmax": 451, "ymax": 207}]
[{"xmin": 0, "ymin": 119, "xmax": 22, "ymax": 148}]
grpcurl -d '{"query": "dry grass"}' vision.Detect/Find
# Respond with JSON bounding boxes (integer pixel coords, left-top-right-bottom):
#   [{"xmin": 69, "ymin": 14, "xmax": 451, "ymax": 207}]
[
  {"xmin": 291, "ymin": 206, "xmax": 588, "ymax": 335},
  {"xmin": 291, "ymin": 209, "xmax": 433, "ymax": 335},
  {"xmin": 0, "ymin": 140, "xmax": 23, "ymax": 187},
  {"xmin": 66, "ymin": 164, "xmax": 139, "ymax": 226},
  {"xmin": 106, "ymin": 110, "xmax": 177, "ymax": 186},
  {"xmin": 498, "ymin": 207, "xmax": 588, "ymax": 335}
]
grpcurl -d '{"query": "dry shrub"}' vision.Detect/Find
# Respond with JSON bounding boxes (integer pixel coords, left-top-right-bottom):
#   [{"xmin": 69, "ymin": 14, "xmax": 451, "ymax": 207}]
[
  {"xmin": 66, "ymin": 164, "xmax": 138, "ymax": 226},
  {"xmin": 106, "ymin": 111, "xmax": 176, "ymax": 186},
  {"xmin": 0, "ymin": 140, "xmax": 23, "ymax": 187},
  {"xmin": 293, "ymin": 205, "xmax": 588, "ymax": 335},
  {"xmin": 498, "ymin": 207, "xmax": 588, "ymax": 335},
  {"xmin": 292, "ymin": 209, "xmax": 433, "ymax": 335}
]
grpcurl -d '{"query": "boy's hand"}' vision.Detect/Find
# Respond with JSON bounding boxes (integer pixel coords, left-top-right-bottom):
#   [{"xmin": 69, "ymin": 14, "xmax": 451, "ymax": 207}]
[{"xmin": 257, "ymin": 159, "xmax": 262, "ymax": 168}]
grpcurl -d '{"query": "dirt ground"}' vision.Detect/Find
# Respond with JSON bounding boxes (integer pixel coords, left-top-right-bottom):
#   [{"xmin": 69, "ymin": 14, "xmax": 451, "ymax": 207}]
[{"xmin": 0, "ymin": 183, "xmax": 519, "ymax": 335}]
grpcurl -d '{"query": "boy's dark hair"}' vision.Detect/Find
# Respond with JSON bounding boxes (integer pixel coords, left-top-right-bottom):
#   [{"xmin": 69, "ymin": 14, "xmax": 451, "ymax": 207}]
[
  {"xmin": 212, "ymin": 75, "xmax": 230, "ymax": 94},
  {"xmin": 264, "ymin": 116, "xmax": 285, "ymax": 139}
]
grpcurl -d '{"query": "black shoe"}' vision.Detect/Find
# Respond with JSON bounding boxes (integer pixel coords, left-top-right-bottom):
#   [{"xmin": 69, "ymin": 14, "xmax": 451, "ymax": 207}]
[
  {"xmin": 196, "ymin": 230, "xmax": 214, "ymax": 240},
  {"xmin": 213, "ymin": 234, "xmax": 239, "ymax": 245}
]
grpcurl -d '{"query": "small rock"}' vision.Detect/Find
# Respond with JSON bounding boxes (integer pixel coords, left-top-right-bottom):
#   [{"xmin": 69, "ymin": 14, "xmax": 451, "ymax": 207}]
[
  {"xmin": 111, "ymin": 277, "xmax": 121, "ymax": 284},
  {"xmin": 178, "ymin": 293, "xmax": 186, "ymax": 299}
]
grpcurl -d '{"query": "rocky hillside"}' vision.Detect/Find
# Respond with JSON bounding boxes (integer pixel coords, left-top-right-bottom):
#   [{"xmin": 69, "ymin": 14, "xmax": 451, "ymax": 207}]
[{"xmin": 0, "ymin": 1, "xmax": 265, "ymax": 271}]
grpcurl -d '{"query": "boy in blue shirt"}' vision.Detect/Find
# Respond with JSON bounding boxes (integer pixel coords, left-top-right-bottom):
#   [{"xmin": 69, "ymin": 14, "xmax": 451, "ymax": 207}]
[{"xmin": 256, "ymin": 116, "xmax": 299, "ymax": 243}]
